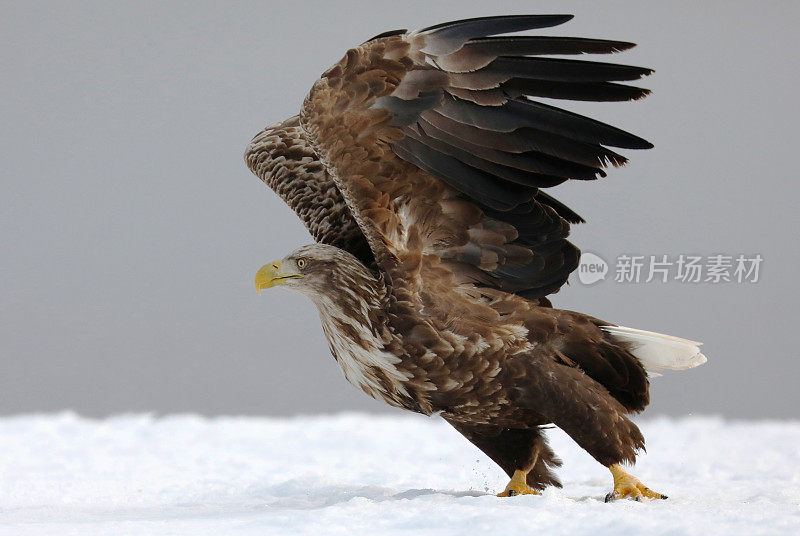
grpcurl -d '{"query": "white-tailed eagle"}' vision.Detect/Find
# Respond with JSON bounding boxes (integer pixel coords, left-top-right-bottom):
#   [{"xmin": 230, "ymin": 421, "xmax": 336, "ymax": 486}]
[{"xmin": 245, "ymin": 14, "xmax": 706, "ymax": 500}]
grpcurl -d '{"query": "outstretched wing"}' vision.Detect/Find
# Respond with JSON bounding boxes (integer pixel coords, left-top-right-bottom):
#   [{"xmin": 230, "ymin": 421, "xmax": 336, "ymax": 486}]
[{"xmin": 301, "ymin": 14, "xmax": 652, "ymax": 299}]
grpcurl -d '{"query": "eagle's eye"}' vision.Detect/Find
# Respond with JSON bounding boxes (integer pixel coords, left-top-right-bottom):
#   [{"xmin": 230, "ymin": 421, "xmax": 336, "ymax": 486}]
[{"xmin": 297, "ymin": 258, "xmax": 307, "ymax": 269}]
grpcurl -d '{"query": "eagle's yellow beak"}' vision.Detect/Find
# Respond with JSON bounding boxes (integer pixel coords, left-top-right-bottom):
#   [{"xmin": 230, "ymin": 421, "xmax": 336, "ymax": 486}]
[{"xmin": 254, "ymin": 260, "xmax": 302, "ymax": 294}]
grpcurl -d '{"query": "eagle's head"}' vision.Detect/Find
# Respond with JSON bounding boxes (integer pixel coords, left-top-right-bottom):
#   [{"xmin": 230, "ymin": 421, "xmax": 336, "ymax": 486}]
[{"xmin": 254, "ymin": 243, "xmax": 380, "ymax": 303}]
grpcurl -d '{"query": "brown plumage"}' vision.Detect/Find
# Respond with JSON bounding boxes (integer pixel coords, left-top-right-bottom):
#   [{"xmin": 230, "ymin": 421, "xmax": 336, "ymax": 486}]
[{"xmin": 246, "ymin": 15, "xmax": 706, "ymax": 497}]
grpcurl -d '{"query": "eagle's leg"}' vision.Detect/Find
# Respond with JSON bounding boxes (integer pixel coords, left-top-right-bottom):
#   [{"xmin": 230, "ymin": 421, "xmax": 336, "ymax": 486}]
[
  {"xmin": 604, "ymin": 464, "xmax": 668, "ymax": 502},
  {"xmin": 445, "ymin": 421, "xmax": 561, "ymax": 496},
  {"xmin": 497, "ymin": 468, "xmax": 539, "ymax": 497},
  {"xmin": 497, "ymin": 433, "xmax": 541, "ymax": 497}
]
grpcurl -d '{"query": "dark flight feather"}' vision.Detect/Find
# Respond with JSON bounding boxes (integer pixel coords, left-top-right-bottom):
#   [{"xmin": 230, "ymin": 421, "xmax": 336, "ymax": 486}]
[
  {"xmin": 412, "ymin": 119, "xmax": 605, "ymax": 181},
  {"xmin": 419, "ymin": 14, "xmax": 574, "ymax": 35},
  {"xmin": 393, "ymin": 136, "xmax": 536, "ymax": 210},
  {"xmin": 434, "ymin": 96, "xmax": 652, "ymax": 149},
  {"xmin": 480, "ymin": 57, "xmax": 653, "ymax": 83},
  {"xmin": 420, "ymin": 112, "xmax": 629, "ymax": 168},
  {"xmin": 463, "ymin": 36, "xmax": 637, "ymax": 56},
  {"xmin": 504, "ymin": 79, "xmax": 651, "ymax": 102},
  {"xmin": 536, "ymin": 191, "xmax": 586, "ymax": 224}
]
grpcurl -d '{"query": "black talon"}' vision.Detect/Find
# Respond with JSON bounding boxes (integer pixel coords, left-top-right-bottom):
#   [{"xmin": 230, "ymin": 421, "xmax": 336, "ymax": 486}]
[
  {"xmin": 660, "ymin": 494, "xmax": 668, "ymax": 499},
  {"xmin": 604, "ymin": 492, "xmax": 615, "ymax": 503},
  {"xmin": 507, "ymin": 489, "xmax": 517, "ymax": 497}
]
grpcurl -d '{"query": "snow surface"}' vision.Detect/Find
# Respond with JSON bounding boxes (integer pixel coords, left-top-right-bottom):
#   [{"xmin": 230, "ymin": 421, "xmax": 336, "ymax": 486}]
[{"xmin": 0, "ymin": 413, "xmax": 798, "ymax": 535}]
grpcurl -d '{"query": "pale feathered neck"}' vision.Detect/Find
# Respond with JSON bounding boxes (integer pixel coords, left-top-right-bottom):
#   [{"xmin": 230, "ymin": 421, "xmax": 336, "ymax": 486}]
[
  {"xmin": 304, "ymin": 259, "xmax": 414, "ymax": 408},
  {"xmin": 308, "ymin": 265, "xmax": 390, "ymax": 338}
]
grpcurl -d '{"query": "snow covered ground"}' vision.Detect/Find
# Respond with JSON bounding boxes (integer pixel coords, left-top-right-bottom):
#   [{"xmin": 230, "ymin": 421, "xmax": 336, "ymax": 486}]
[{"xmin": 0, "ymin": 413, "xmax": 797, "ymax": 535}]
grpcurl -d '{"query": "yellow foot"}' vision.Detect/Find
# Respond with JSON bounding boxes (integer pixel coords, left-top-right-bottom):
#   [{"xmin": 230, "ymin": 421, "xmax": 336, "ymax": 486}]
[
  {"xmin": 497, "ymin": 469, "xmax": 541, "ymax": 497},
  {"xmin": 605, "ymin": 464, "xmax": 668, "ymax": 502}
]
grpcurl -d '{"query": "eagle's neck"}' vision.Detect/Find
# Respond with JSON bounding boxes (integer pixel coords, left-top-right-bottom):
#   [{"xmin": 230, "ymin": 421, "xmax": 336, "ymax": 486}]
[{"xmin": 308, "ymin": 266, "xmax": 414, "ymax": 410}]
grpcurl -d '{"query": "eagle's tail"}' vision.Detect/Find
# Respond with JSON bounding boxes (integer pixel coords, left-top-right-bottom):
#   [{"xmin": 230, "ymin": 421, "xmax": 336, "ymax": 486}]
[{"xmin": 600, "ymin": 325, "xmax": 707, "ymax": 375}]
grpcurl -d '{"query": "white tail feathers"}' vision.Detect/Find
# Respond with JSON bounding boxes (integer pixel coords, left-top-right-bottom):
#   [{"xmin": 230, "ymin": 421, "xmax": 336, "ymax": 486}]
[{"xmin": 601, "ymin": 325, "xmax": 707, "ymax": 375}]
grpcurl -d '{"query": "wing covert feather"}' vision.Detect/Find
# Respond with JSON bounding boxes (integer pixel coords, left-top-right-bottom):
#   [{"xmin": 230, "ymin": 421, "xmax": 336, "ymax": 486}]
[{"xmin": 245, "ymin": 116, "xmax": 374, "ymax": 266}]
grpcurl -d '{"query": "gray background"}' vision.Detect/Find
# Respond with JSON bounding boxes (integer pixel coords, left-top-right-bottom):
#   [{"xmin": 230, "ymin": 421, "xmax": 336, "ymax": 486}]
[{"xmin": 2, "ymin": 1, "xmax": 797, "ymax": 419}]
